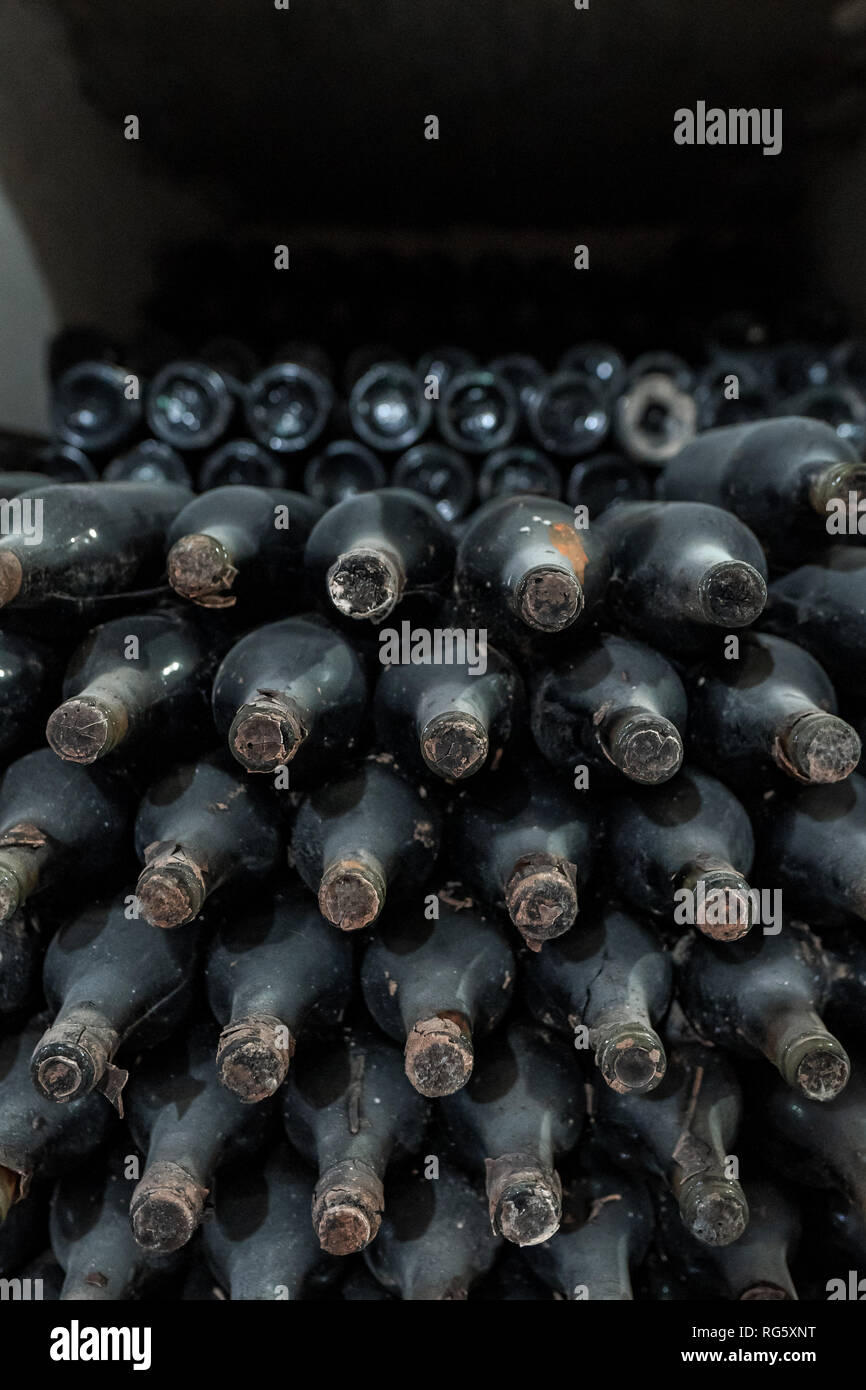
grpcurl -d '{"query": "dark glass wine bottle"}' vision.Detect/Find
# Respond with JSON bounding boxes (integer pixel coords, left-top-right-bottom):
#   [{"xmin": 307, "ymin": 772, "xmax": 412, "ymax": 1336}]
[
  {"xmin": 304, "ymin": 488, "xmax": 455, "ymax": 624},
  {"xmin": 373, "ymin": 640, "xmax": 523, "ymax": 781},
  {"xmin": 133, "ymin": 753, "xmax": 283, "ymax": 929},
  {"xmin": 478, "ymin": 446, "xmax": 562, "ymax": 502},
  {"xmin": 0, "ymin": 628, "xmax": 62, "ymax": 763},
  {"xmin": 348, "ymin": 362, "xmax": 431, "ymax": 453},
  {"xmin": 530, "ymin": 632, "xmax": 687, "ymax": 785},
  {"xmin": 244, "ymin": 361, "xmax": 334, "ymax": 454},
  {"xmin": 202, "ymin": 1143, "xmax": 338, "ymax": 1300},
  {"xmin": 363, "ymin": 1166, "xmax": 500, "ymax": 1300},
  {"xmin": 686, "ymin": 631, "xmax": 860, "ymax": 788},
  {"xmin": 527, "ymin": 372, "xmax": 611, "ymax": 458},
  {"xmin": 52, "ymin": 361, "xmax": 142, "ymax": 455},
  {"xmin": 30, "ymin": 894, "xmax": 200, "ymax": 1109},
  {"xmin": 0, "ymin": 1018, "xmax": 115, "ymax": 1222},
  {"xmin": 760, "ymin": 1064, "xmax": 866, "ymax": 1220},
  {"xmin": 361, "ymin": 899, "xmax": 515, "ymax": 1097},
  {"xmin": 763, "ymin": 548, "xmax": 866, "ymax": 700},
  {"xmin": 50, "ymin": 1155, "xmax": 181, "ymax": 1300},
  {"xmin": 755, "ymin": 773, "xmax": 866, "ymax": 925},
  {"xmin": 677, "ymin": 920, "xmax": 850, "ymax": 1101},
  {"xmin": 0, "ymin": 749, "xmax": 133, "ymax": 924},
  {"xmin": 46, "ymin": 610, "xmax": 220, "ymax": 765},
  {"xmin": 656, "ymin": 1177, "xmax": 800, "ymax": 1300},
  {"xmin": 438, "ymin": 370, "xmax": 519, "ymax": 455},
  {"xmin": 447, "ymin": 761, "xmax": 597, "ymax": 949},
  {"xmin": 597, "ymin": 501, "xmax": 768, "ymax": 654},
  {"xmin": 125, "ymin": 1018, "xmax": 274, "ymax": 1253},
  {"xmin": 595, "ymin": 1041, "xmax": 749, "ymax": 1247},
  {"xmin": 659, "ymin": 416, "xmax": 866, "ymax": 553},
  {"xmin": 304, "ymin": 440, "xmax": 386, "ymax": 507},
  {"xmin": 440, "ymin": 1019, "xmax": 583, "ymax": 1246},
  {"xmin": 523, "ymin": 1161, "xmax": 654, "ymax": 1300},
  {"xmin": 291, "ymin": 759, "xmax": 441, "ymax": 932},
  {"xmin": 205, "ymin": 884, "xmax": 353, "ymax": 1102},
  {"xmin": 211, "ymin": 614, "xmax": 368, "ymax": 779},
  {"xmin": 165, "ymin": 485, "xmax": 323, "ymax": 609},
  {"xmin": 283, "ymin": 1030, "xmax": 428, "ymax": 1255},
  {"xmin": 565, "ymin": 452, "xmax": 654, "ymax": 516},
  {"xmin": 524, "ymin": 905, "xmax": 671, "ymax": 1093},
  {"xmin": 145, "ymin": 361, "xmax": 237, "ymax": 452},
  {"xmin": 455, "ymin": 495, "xmax": 610, "ymax": 641},
  {"xmin": 392, "ymin": 443, "xmax": 475, "ymax": 522},
  {"xmin": 0, "ymin": 482, "xmax": 192, "ymax": 611},
  {"xmin": 604, "ymin": 767, "xmax": 755, "ymax": 940},
  {"xmin": 0, "ymin": 908, "xmax": 42, "ymax": 1024}
]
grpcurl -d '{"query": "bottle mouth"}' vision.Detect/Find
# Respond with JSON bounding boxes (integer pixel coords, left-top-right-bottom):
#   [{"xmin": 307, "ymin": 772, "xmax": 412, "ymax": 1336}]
[
  {"xmin": 46, "ymin": 695, "xmax": 124, "ymax": 764},
  {"xmin": 595, "ymin": 1024, "xmax": 667, "ymax": 1094},
  {"xmin": 776, "ymin": 710, "xmax": 862, "ymax": 785},
  {"xmin": 698, "ymin": 560, "xmax": 767, "ymax": 627},
  {"xmin": 504, "ymin": 853, "xmax": 578, "ymax": 949},
  {"xmin": 781, "ymin": 1033, "xmax": 850, "ymax": 1102},
  {"xmin": 167, "ymin": 533, "xmax": 238, "ymax": 607},
  {"xmin": 130, "ymin": 1162, "xmax": 206, "ymax": 1253},
  {"xmin": 229, "ymin": 698, "xmax": 304, "ymax": 772},
  {"xmin": 604, "ymin": 710, "xmax": 683, "ymax": 784},
  {"xmin": 326, "ymin": 547, "xmax": 403, "ymax": 622},
  {"xmin": 690, "ymin": 869, "xmax": 753, "ymax": 942},
  {"xmin": 136, "ymin": 857, "xmax": 205, "ymax": 929},
  {"xmin": 487, "ymin": 1159, "xmax": 563, "ymax": 1247},
  {"xmin": 678, "ymin": 1175, "xmax": 749, "ymax": 1247},
  {"xmin": 420, "ymin": 711, "xmax": 489, "ymax": 781},
  {"xmin": 809, "ymin": 460, "xmax": 866, "ymax": 516},
  {"xmin": 216, "ymin": 1015, "xmax": 294, "ymax": 1102},
  {"xmin": 312, "ymin": 1162, "xmax": 384, "ymax": 1255},
  {"xmin": 404, "ymin": 1015, "xmax": 474, "ymax": 1097},
  {"xmin": 318, "ymin": 857, "xmax": 386, "ymax": 931},
  {"xmin": 516, "ymin": 566, "xmax": 583, "ymax": 632},
  {"xmin": 31, "ymin": 1044, "xmax": 94, "ymax": 1102}
]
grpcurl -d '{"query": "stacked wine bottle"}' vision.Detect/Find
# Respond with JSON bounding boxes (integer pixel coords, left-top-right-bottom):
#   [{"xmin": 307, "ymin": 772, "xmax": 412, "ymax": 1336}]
[{"xmin": 0, "ymin": 332, "xmax": 864, "ymax": 1302}]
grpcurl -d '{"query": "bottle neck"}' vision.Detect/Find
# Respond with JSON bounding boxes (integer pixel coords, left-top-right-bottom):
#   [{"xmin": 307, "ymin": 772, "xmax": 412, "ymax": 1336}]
[
  {"xmin": 761, "ymin": 1004, "xmax": 850, "ymax": 1101},
  {"xmin": 31, "ymin": 1006, "xmax": 124, "ymax": 1106},
  {"xmin": 46, "ymin": 688, "xmax": 130, "ymax": 763}
]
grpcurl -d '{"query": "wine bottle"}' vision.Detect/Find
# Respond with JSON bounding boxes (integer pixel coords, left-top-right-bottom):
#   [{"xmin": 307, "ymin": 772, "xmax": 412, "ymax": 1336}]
[
  {"xmin": 392, "ymin": 443, "xmax": 475, "ymax": 522},
  {"xmin": 211, "ymin": 614, "xmax": 368, "ymax": 779},
  {"xmin": 282, "ymin": 1030, "xmax": 428, "ymax": 1254},
  {"xmin": 146, "ymin": 361, "xmax": 237, "ymax": 452},
  {"xmin": 558, "ymin": 343, "xmax": 626, "ymax": 398},
  {"xmin": 478, "ymin": 446, "xmax": 562, "ymax": 502},
  {"xmin": 677, "ymin": 921, "xmax": 850, "ymax": 1101},
  {"xmin": 133, "ymin": 752, "xmax": 283, "ymax": 929},
  {"xmin": 755, "ymin": 773, "xmax": 866, "ymax": 925},
  {"xmin": 165, "ymin": 485, "xmax": 323, "ymax": 609},
  {"xmin": 126, "ymin": 1018, "xmax": 274, "ymax": 1253},
  {"xmin": 523, "ymin": 1162, "xmax": 654, "ymax": 1300},
  {"xmin": 527, "ymin": 372, "xmax": 611, "ymax": 458},
  {"xmin": 202, "ymin": 439, "xmax": 288, "ymax": 492},
  {"xmin": 0, "ymin": 750, "xmax": 133, "ymax": 924},
  {"xmin": 760, "ymin": 1064, "xmax": 866, "ymax": 1220},
  {"xmin": 205, "ymin": 885, "xmax": 353, "ymax": 1102},
  {"xmin": 656, "ymin": 1178, "xmax": 800, "ymax": 1300},
  {"xmin": 202, "ymin": 1143, "xmax": 338, "ymax": 1300},
  {"xmin": 530, "ymin": 632, "xmax": 687, "ymax": 785},
  {"xmin": 762, "ymin": 548, "xmax": 866, "ymax": 700},
  {"xmin": 565, "ymin": 453, "xmax": 654, "ymax": 517},
  {"xmin": 244, "ymin": 361, "xmax": 334, "ymax": 454},
  {"xmin": 104, "ymin": 439, "xmax": 192, "ymax": 486},
  {"xmin": 348, "ymin": 361, "xmax": 431, "ymax": 453},
  {"xmin": 360, "ymin": 899, "xmax": 515, "ymax": 1097},
  {"xmin": 455, "ymin": 495, "xmax": 610, "ymax": 640},
  {"xmin": 304, "ymin": 488, "xmax": 455, "ymax": 624},
  {"xmin": 524, "ymin": 906, "xmax": 671, "ymax": 1093},
  {"xmin": 659, "ymin": 416, "xmax": 866, "ymax": 552},
  {"xmin": 686, "ymin": 631, "xmax": 860, "ymax": 788},
  {"xmin": 447, "ymin": 761, "xmax": 596, "ymax": 949},
  {"xmin": 0, "ymin": 482, "xmax": 192, "ymax": 611},
  {"xmin": 304, "ymin": 440, "xmax": 386, "ymax": 508},
  {"xmin": 597, "ymin": 501, "xmax": 768, "ymax": 654},
  {"xmin": 595, "ymin": 1041, "xmax": 749, "ymax": 1246},
  {"xmin": 613, "ymin": 369, "xmax": 698, "ymax": 464},
  {"xmin": 604, "ymin": 768, "xmax": 755, "ymax": 940},
  {"xmin": 50, "ymin": 1156, "xmax": 180, "ymax": 1300},
  {"xmin": 0, "ymin": 1018, "xmax": 115, "ymax": 1221},
  {"xmin": 52, "ymin": 361, "xmax": 142, "ymax": 455},
  {"xmin": 438, "ymin": 370, "xmax": 519, "ymax": 455},
  {"xmin": 440, "ymin": 1019, "xmax": 583, "ymax": 1246},
  {"xmin": 363, "ymin": 1166, "xmax": 500, "ymax": 1299},
  {"xmin": 291, "ymin": 759, "xmax": 441, "ymax": 932},
  {"xmin": 373, "ymin": 640, "xmax": 523, "ymax": 781},
  {"xmin": 30, "ymin": 894, "xmax": 200, "ymax": 1109},
  {"xmin": 0, "ymin": 628, "xmax": 62, "ymax": 763},
  {"xmin": 46, "ymin": 610, "xmax": 220, "ymax": 765}
]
